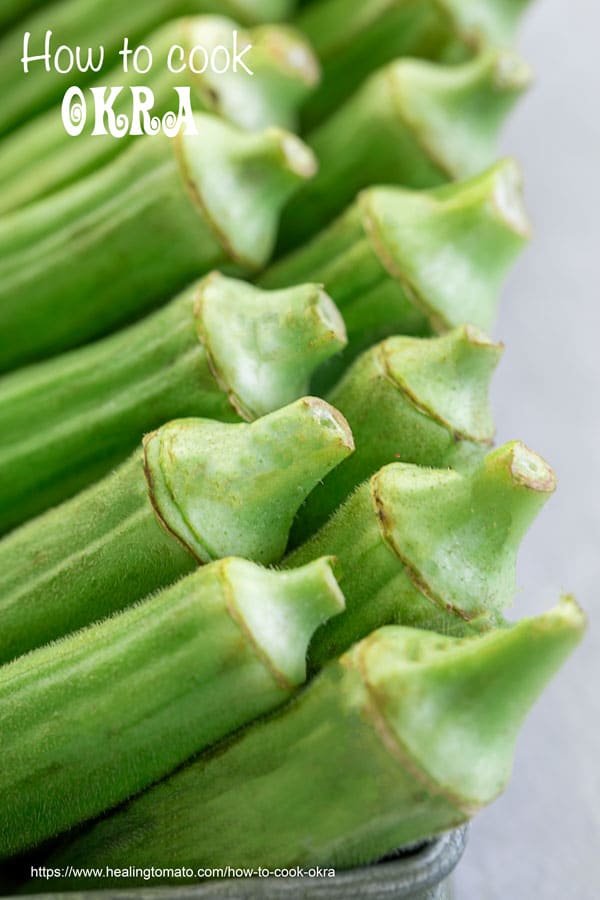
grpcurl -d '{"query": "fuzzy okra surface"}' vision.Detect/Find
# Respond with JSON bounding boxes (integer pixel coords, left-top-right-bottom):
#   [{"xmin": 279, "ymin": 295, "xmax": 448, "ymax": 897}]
[
  {"xmin": 262, "ymin": 159, "xmax": 530, "ymax": 389},
  {"xmin": 296, "ymin": 0, "xmax": 533, "ymax": 129},
  {"xmin": 0, "ymin": 556, "xmax": 344, "ymax": 858},
  {"xmin": 0, "ymin": 273, "xmax": 345, "ymax": 533},
  {"xmin": 0, "ymin": 16, "xmax": 319, "ymax": 214},
  {"xmin": 286, "ymin": 441, "xmax": 558, "ymax": 668},
  {"xmin": 36, "ymin": 600, "xmax": 584, "ymax": 883},
  {"xmin": 0, "ymin": 113, "xmax": 316, "ymax": 373},
  {"xmin": 276, "ymin": 49, "xmax": 531, "ymax": 252},
  {"xmin": 0, "ymin": 397, "xmax": 353, "ymax": 662}
]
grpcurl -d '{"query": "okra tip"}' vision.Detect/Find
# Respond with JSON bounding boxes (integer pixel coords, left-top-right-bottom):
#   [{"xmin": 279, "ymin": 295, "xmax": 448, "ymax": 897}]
[
  {"xmin": 486, "ymin": 440, "xmax": 557, "ymax": 495},
  {"xmin": 225, "ymin": 556, "xmax": 345, "ymax": 686},
  {"xmin": 250, "ymin": 24, "xmax": 321, "ymax": 88},
  {"xmin": 351, "ymin": 596, "xmax": 585, "ymax": 810},
  {"xmin": 381, "ymin": 325, "xmax": 502, "ymax": 444},
  {"xmin": 177, "ymin": 115, "xmax": 317, "ymax": 270},
  {"xmin": 195, "ymin": 272, "xmax": 346, "ymax": 420}
]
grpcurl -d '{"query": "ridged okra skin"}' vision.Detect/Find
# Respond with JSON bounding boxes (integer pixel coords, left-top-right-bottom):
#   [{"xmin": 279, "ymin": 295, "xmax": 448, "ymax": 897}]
[
  {"xmin": 297, "ymin": 0, "xmax": 534, "ymax": 129},
  {"xmin": 0, "ymin": 398, "xmax": 353, "ymax": 662},
  {"xmin": 287, "ymin": 442, "xmax": 557, "ymax": 668},
  {"xmin": 0, "ymin": 273, "xmax": 345, "ymax": 533},
  {"xmin": 0, "ymin": 0, "xmax": 296, "ymax": 134},
  {"xmin": 277, "ymin": 49, "xmax": 531, "ymax": 252},
  {"xmin": 262, "ymin": 160, "xmax": 530, "ymax": 383},
  {"xmin": 42, "ymin": 600, "xmax": 584, "ymax": 882},
  {"xmin": 290, "ymin": 325, "xmax": 501, "ymax": 546},
  {"xmin": 0, "ymin": 114, "xmax": 316, "ymax": 373},
  {"xmin": 0, "ymin": 556, "xmax": 344, "ymax": 858},
  {"xmin": 0, "ymin": 17, "xmax": 320, "ymax": 214}
]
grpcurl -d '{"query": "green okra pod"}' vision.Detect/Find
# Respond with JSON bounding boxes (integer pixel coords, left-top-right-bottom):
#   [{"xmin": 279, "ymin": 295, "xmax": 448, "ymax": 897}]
[
  {"xmin": 0, "ymin": 0, "xmax": 297, "ymax": 134},
  {"xmin": 0, "ymin": 113, "xmax": 316, "ymax": 373},
  {"xmin": 276, "ymin": 49, "xmax": 531, "ymax": 252},
  {"xmin": 0, "ymin": 17, "xmax": 319, "ymax": 214},
  {"xmin": 0, "ymin": 272, "xmax": 345, "ymax": 533},
  {"xmin": 262, "ymin": 159, "xmax": 530, "ymax": 372},
  {"xmin": 42, "ymin": 599, "xmax": 584, "ymax": 880},
  {"xmin": 297, "ymin": 0, "xmax": 534, "ymax": 129},
  {"xmin": 0, "ymin": 397, "xmax": 353, "ymax": 663},
  {"xmin": 286, "ymin": 441, "xmax": 557, "ymax": 667},
  {"xmin": 290, "ymin": 325, "xmax": 501, "ymax": 545},
  {"xmin": 0, "ymin": 556, "xmax": 344, "ymax": 858}
]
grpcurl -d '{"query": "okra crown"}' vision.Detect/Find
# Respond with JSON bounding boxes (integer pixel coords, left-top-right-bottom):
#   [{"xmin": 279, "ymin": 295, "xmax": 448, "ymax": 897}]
[
  {"xmin": 349, "ymin": 596, "xmax": 585, "ymax": 809},
  {"xmin": 377, "ymin": 325, "xmax": 501, "ymax": 443},
  {"xmin": 372, "ymin": 441, "xmax": 557, "ymax": 619},
  {"xmin": 195, "ymin": 272, "xmax": 346, "ymax": 419},
  {"xmin": 225, "ymin": 556, "xmax": 345, "ymax": 686},
  {"xmin": 176, "ymin": 114, "xmax": 317, "ymax": 270},
  {"xmin": 144, "ymin": 397, "xmax": 354, "ymax": 565},
  {"xmin": 186, "ymin": 17, "xmax": 320, "ymax": 132},
  {"xmin": 385, "ymin": 48, "xmax": 531, "ymax": 180},
  {"xmin": 361, "ymin": 158, "xmax": 531, "ymax": 332}
]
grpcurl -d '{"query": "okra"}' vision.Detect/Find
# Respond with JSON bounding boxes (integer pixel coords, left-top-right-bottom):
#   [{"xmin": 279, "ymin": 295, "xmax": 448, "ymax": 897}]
[
  {"xmin": 0, "ymin": 0, "xmax": 296, "ymax": 134},
  {"xmin": 0, "ymin": 272, "xmax": 345, "ymax": 533},
  {"xmin": 42, "ymin": 599, "xmax": 584, "ymax": 880},
  {"xmin": 290, "ymin": 325, "xmax": 501, "ymax": 546},
  {"xmin": 297, "ymin": 0, "xmax": 533, "ymax": 129},
  {"xmin": 286, "ymin": 442, "xmax": 557, "ymax": 668},
  {"xmin": 277, "ymin": 49, "xmax": 531, "ymax": 251},
  {"xmin": 262, "ymin": 160, "xmax": 530, "ymax": 368},
  {"xmin": 0, "ymin": 114, "xmax": 316, "ymax": 373},
  {"xmin": 0, "ymin": 556, "xmax": 344, "ymax": 858},
  {"xmin": 0, "ymin": 397, "xmax": 353, "ymax": 662},
  {"xmin": 0, "ymin": 17, "xmax": 319, "ymax": 214}
]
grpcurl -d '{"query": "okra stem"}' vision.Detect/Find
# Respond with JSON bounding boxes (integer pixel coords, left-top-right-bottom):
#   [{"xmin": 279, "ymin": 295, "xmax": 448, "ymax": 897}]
[
  {"xmin": 0, "ymin": 273, "xmax": 344, "ymax": 533},
  {"xmin": 0, "ymin": 17, "xmax": 319, "ymax": 214},
  {"xmin": 290, "ymin": 325, "xmax": 501, "ymax": 545},
  {"xmin": 261, "ymin": 160, "xmax": 530, "ymax": 375},
  {"xmin": 42, "ymin": 599, "xmax": 583, "ymax": 880},
  {"xmin": 297, "ymin": 0, "xmax": 534, "ymax": 129},
  {"xmin": 0, "ymin": 556, "xmax": 343, "ymax": 858},
  {"xmin": 0, "ymin": 397, "xmax": 353, "ymax": 662},
  {"xmin": 0, "ymin": 0, "xmax": 296, "ymax": 135},
  {"xmin": 0, "ymin": 115, "xmax": 316, "ymax": 373},
  {"xmin": 277, "ymin": 49, "xmax": 531, "ymax": 251},
  {"xmin": 287, "ymin": 442, "xmax": 557, "ymax": 667}
]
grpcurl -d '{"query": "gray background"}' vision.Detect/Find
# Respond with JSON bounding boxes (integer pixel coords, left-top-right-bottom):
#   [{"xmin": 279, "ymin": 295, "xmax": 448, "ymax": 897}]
[{"xmin": 453, "ymin": 1, "xmax": 600, "ymax": 898}]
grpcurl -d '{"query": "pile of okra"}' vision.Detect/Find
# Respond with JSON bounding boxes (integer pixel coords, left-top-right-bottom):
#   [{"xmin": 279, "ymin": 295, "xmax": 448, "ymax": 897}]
[{"xmin": 0, "ymin": 0, "xmax": 585, "ymax": 891}]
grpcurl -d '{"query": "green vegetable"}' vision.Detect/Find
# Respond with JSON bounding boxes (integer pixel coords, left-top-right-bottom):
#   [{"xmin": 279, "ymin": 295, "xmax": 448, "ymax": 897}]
[
  {"xmin": 262, "ymin": 159, "xmax": 530, "ymax": 379},
  {"xmin": 277, "ymin": 49, "xmax": 531, "ymax": 252},
  {"xmin": 0, "ymin": 0, "xmax": 47, "ymax": 30},
  {"xmin": 0, "ymin": 556, "xmax": 344, "ymax": 858},
  {"xmin": 0, "ymin": 397, "xmax": 353, "ymax": 663},
  {"xmin": 0, "ymin": 0, "xmax": 297, "ymax": 135},
  {"xmin": 290, "ymin": 325, "xmax": 501, "ymax": 546},
  {"xmin": 0, "ymin": 272, "xmax": 345, "ymax": 533},
  {"xmin": 286, "ymin": 442, "xmax": 557, "ymax": 668},
  {"xmin": 297, "ymin": 0, "xmax": 534, "ymax": 129},
  {"xmin": 0, "ymin": 114, "xmax": 316, "ymax": 373},
  {"xmin": 41, "ymin": 598, "xmax": 584, "ymax": 881},
  {"xmin": 0, "ymin": 17, "xmax": 319, "ymax": 214}
]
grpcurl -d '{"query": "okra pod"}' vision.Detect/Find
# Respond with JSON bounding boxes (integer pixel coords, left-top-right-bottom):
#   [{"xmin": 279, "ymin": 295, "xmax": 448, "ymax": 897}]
[
  {"xmin": 290, "ymin": 325, "xmax": 501, "ymax": 545},
  {"xmin": 0, "ymin": 17, "xmax": 319, "ymax": 214},
  {"xmin": 297, "ymin": 0, "xmax": 533, "ymax": 129},
  {"xmin": 42, "ymin": 599, "xmax": 584, "ymax": 880},
  {"xmin": 0, "ymin": 114, "xmax": 316, "ymax": 373},
  {"xmin": 0, "ymin": 556, "xmax": 344, "ymax": 858},
  {"xmin": 277, "ymin": 49, "xmax": 531, "ymax": 251},
  {"xmin": 0, "ymin": 397, "xmax": 353, "ymax": 662},
  {"xmin": 0, "ymin": 272, "xmax": 345, "ymax": 532},
  {"xmin": 262, "ymin": 160, "xmax": 530, "ymax": 367},
  {"xmin": 0, "ymin": 0, "xmax": 296, "ymax": 134},
  {"xmin": 287, "ymin": 442, "xmax": 557, "ymax": 667}
]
